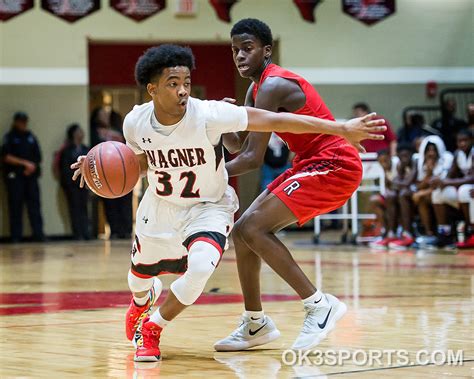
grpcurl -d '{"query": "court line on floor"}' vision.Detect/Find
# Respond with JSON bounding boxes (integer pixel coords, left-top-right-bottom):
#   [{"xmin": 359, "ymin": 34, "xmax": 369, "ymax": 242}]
[
  {"xmin": 320, "ymin": 359, "xmax": 474, "ymax": 377},
  {"xmin": 0, "ymin": 293, "xmax": 467, "ymax": 328},
  {"xmin": 220, "ymin": 257, "xmax": 474, "ymax": 270}
]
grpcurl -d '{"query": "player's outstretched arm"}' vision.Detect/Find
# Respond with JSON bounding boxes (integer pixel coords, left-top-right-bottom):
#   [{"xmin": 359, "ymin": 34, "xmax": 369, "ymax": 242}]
[{"xmin": 245, "ymin": 107, "xmax": 387, "ymax": 153}]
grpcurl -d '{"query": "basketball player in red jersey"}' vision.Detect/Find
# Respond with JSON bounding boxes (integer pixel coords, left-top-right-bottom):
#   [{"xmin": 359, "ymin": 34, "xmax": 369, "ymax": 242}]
[{"xmin": 215, "ymin": 19, "xmax": 370, "ymax": 352}]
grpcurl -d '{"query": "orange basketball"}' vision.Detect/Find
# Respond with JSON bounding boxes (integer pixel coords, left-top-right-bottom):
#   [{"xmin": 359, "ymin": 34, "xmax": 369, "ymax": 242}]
[{"xmin": 82, "ymin": 141, "xmax": 140, "ymax": 199}]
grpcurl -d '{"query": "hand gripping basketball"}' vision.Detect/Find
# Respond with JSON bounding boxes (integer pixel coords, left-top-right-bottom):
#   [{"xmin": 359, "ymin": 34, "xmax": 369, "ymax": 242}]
[{"xmin": 71, "ymin": 141, "xmax": 140, "ymax": 198}]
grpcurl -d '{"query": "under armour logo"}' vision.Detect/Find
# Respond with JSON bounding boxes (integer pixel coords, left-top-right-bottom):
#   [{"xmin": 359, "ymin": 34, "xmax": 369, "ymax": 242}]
[
  {"xmin": 142, "ymin": 216, "xmax": 149, "ymax": 224},
  {"xmin": 142, "ymin": 138, "xmax": 152, "ymax": 143}
]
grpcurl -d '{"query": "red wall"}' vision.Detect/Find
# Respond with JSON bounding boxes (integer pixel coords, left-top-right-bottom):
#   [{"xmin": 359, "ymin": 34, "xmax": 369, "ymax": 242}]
[{"xmin": 88, "ymin": 42, "xmax": 235, "ymax": 100}]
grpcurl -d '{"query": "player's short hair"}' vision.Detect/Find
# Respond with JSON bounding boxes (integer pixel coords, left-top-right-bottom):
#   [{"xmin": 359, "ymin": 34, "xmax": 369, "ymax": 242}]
[
  {"xmin": 135, "ymin": 44, "xmax": 195, "ymax": 86},
  {"xmin": 353, "ymin": 102, "xmax": 371, "ymax": 113},
  {"xmin": 231, "ymin": 18, "xmax": 273, "ymax": 46}
]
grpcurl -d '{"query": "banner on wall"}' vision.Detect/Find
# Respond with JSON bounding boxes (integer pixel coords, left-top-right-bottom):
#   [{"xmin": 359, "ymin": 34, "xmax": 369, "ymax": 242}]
[
  {"xmin": 41, "ymin": 0, "xmax": 100, "ymax": 23},
  {"xmin": 0, "ymin": 0, "xmax": 34, "ymax": 22},
  {"xmin": 342, "ymin": 0, "xmax": 395, "ymax": 26},
  {"xmin": 110, "ymin": 0, "xmax": 166, "ymax": 22}
]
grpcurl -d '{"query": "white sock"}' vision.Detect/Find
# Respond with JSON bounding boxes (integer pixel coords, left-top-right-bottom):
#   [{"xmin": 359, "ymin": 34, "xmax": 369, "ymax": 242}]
[
  {"xmin": 244, "ymin": 310, "xmax": 265, "ymax": 323},
  {"xmin": 303, "ymin": 289, "xmax": 328, "ymax": 307},
  {"xmin": 133, "ymin": 293, "xmax": 149, "ymax": 306},
  {"xmin": 150, "ymin": 308, "xmax": 169, "ymax": 328}
]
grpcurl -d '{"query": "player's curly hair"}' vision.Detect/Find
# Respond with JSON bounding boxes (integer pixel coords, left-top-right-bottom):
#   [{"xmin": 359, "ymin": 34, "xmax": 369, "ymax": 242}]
[
  {"xmin": 231, "ymin": 18, "xmax": 273, "ymax": 46},
  {"xmin": 135, "ymin": 44, "xmax": 196, "ymax": 86}
]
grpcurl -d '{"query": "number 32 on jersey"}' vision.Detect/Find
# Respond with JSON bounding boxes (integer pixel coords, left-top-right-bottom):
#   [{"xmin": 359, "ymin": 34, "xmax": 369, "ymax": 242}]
[{"xmin": 155, "ymin": 170, "xmax": 200, "ymax": 198}]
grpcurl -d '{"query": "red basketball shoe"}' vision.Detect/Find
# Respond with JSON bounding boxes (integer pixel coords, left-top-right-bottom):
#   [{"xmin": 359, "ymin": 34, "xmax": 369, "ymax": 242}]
[
  {"xmin": 126, "ymin": 278, "xmax": 161, "ymax": 343},
  {"xmin": 134, "ymin": 317, "xmax": 163, "ymax": 362},
  {"xmin": 456, "ymin": 234, "xmax": 474, "ymax": 249}
]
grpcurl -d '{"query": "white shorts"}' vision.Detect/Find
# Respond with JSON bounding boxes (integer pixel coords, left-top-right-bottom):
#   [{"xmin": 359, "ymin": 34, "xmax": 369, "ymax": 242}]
[{"xmin": 130, "ymin": 185, "xmax": 238, "ymax": 278}]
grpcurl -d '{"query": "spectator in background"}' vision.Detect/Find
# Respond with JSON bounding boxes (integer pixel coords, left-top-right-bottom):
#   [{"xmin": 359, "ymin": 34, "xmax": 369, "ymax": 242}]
[
  {"xmin": 368, "ymin": 149, "xmax": 399, "ymax": 249},
  {"xmin": 432, "ymin": 98, "xmax": 467, "ymax": 152},
  {"xmin": 430, "ymin": 129, "xmax": 473, "ymax": 247},
  {"xmin": 369, "ymin": 145, "xmax": 416, "ymax": 249},
  {"xmin": 397, "ymin": 113, "xmax": 440, "ymax": 147},
  {"xmin": 59, "ymin": 124, "xmax": 90, "ymax": 240},
  {"xmin": 467, "ymin": 103, "xmax": 474, "ymax": 132},
  {"xmin": 260, "ymin": 133, "xmax": 291, "ymax": 191},
  {"xmin": 353, "ymin": 103, "xmax": 397, "ymax": 155},
  {"xmin": 1, "ymin": 112, "xmax": 45, "ymax": 242},
  {"xmin": 90, "ymin": 92, "xmax": 123, "ymax": 146},
  {"xmin": 90, "ymin": 94, "xmax": 132, "ymax": 240}
]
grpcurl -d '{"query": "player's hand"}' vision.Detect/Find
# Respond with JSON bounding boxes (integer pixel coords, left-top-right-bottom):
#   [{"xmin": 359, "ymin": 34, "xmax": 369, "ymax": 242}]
[
  {"xmin": 23, "ymin": 161, "xmax": 36, "ymax": 176},
  {"xmin": 221, "ymin": 97, "xmax": 236, "ymax": 104},
  {"xmin": 71, "ymin": 155, "xmax": 86, "ymax": 188},
  {"xmin": 343, "ymin": 113, "xmax": 387, "ymax": 153}
]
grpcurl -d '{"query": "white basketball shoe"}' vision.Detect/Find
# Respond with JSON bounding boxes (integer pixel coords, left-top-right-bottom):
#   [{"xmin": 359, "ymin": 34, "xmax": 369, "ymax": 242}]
[
  {"xmin": 214, "ymin": 314, "xmax": 281, "ymax": 351},
  {"xmin": 291, "ymin": 293, "xmax": 347, "ymax": 351}
]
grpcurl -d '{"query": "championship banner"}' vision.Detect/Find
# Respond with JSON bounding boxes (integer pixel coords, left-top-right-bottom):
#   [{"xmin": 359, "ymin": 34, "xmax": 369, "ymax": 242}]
[
  {"xmin": 110, "ymin": 0, "xmax": 166, "ymax": 22},
  {"xmin": 342, "ymin": 0, "xmax": 395, "ymax": 26},
  {"xmin": 0, "ymin": 0, "xmax": 34, "ymax": 22},
  {"xmin": 41, "ymin": 0, "xmax": 100, "ymax": 23}
]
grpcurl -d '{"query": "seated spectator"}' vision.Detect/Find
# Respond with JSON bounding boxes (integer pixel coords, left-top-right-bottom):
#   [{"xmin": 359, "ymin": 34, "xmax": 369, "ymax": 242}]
[
  {"xmin": 59, "ymin": 124, "xmax": 90, "ymax": 240},
  {"xmin": 432, "ymin": 98, "xmax": 468, "ymax": 152},
  {"xmin": 260, "ymin": 133, "xmax": 291, "ymax": 192},
  {"xmin": 389, "ymin": 136, "xmax": 452, "ymax": 249},
  {"xmin": 467, "ymin": 103, "xmax": 474, "ymax": 133},
  {"xmin": 430, "ymin": 129, "xmax": 474, "ymax": 248},
  {"xmin": 398, "ymin": 113, "xmax": 440, "ymax": 147},
  {"xmin": 370, "ymin": 145, "xmax": 416, "ymax": 249},
  {"xmin": 353, "ymin": 102, "xmax": 397, "ymax": 155}
]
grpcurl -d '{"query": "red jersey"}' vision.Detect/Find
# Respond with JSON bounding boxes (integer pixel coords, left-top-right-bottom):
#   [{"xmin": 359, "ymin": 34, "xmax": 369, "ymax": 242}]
[{"xmin": 252, "ymin": 64, "xmax": 355, "ymax": 160}]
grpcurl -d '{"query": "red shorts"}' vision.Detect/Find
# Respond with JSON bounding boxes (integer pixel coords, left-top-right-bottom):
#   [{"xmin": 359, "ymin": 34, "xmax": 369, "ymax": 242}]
[{"xmin": 267, "ymin": 143, "xmax": 363, "ymax": 226}]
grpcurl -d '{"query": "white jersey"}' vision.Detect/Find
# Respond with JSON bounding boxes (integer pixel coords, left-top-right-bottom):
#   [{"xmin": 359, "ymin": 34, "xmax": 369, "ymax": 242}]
[
  {"xmin": 123, "ymin": 97, "xmax": 248, "ymax": 206},
  {"xmin": 455, "ymin": 147, "xmax": 473, "ymax": 176}
]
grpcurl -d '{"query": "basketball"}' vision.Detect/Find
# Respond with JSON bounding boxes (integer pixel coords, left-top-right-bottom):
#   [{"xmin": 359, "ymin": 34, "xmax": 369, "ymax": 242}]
[{"xmin": 82, "ymin": 141, "xmax": 140, "ymax": 199}]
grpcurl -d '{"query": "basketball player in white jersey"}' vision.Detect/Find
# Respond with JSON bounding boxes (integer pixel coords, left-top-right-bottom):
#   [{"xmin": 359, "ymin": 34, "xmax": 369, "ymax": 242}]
[{"xmin": 72, "ymin": 44, "xmax": 386, "ymax": 362}]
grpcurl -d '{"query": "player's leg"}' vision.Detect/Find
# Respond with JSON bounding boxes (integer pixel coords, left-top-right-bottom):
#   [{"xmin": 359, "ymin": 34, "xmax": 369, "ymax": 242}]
[
  {"xmin": 232, "ymin": 154, "xmax": 360, "ymax": 351},
  {"xmin": 135, "ymin": 233, "xmax": 223, "ymax": 361},
  {"xmin": 233, "ymin": 189, "xmax": 274, "ymax": 312},
  {"xmin": 215, "ymin": 190, "xmax": 287, "ymax": 352},
  {"xmin": 126, "ymin": 268, "xmax": 163, "ymax": 344},
  {"xmin": 235, "ymin": 192, "xmax": 347, "ymax": 350},
  {"xmin": 136, "ymin": 188, "xmax": 238, "ymax": 361}
]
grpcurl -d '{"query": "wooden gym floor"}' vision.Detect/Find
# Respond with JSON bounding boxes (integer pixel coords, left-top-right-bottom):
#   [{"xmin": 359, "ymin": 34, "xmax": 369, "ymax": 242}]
[{"xmin": 0, "ymin": 233, "xmax": 472, "ymax": 378}]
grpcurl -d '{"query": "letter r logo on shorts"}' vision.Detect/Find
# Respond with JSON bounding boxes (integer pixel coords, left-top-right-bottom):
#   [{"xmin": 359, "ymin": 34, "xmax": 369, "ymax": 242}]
[{"xmin": 283, "ymin": 181, "xmax": 300, "ymax": 196}]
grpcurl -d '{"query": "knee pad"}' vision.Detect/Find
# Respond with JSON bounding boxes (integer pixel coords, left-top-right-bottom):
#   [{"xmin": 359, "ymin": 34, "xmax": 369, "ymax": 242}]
[
  {"xmin": 128, "ymin": 270, "xmax": 154, "ymax": 293},
  {"xmin": 170, "ymin": 241, "xmax": 221, "ymax": 306},
  {"xmin": 458, "ymin": 184, "xmax": 474, "ymax": 203}
]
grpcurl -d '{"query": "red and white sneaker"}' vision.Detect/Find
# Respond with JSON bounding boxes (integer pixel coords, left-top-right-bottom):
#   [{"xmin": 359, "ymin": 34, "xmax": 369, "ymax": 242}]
[
  {"xmin": 369, "ymin": 236, "xmax": 398, "ymax": 250},
  {"xmin": 134, "ymin": 317, "xmax": 163, "ymax": 362},
  {"xmin": 388, "ymin": 235, "xmax": 414, "ymax": 250},
  {"xmin": 456, "ymin": 234, "xmax": 474, "ymax": 249},
  {"xmin": 126, "ymin": 278, "xmax": 161, "ymax": 344}
]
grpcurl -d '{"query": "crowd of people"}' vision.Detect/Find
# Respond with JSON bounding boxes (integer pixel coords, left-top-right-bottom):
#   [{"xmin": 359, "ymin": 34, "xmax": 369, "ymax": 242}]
[
  {"xmin": 1, "ymin": 99, "xmax": 133, "ymax": 242},
  {"xmin": 1, "ymin": 97, "xmax": 473, "ymax": 248},
  {"xmin": 367, "ymin": 98, "xmax": 474, "ymax": 249}
]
